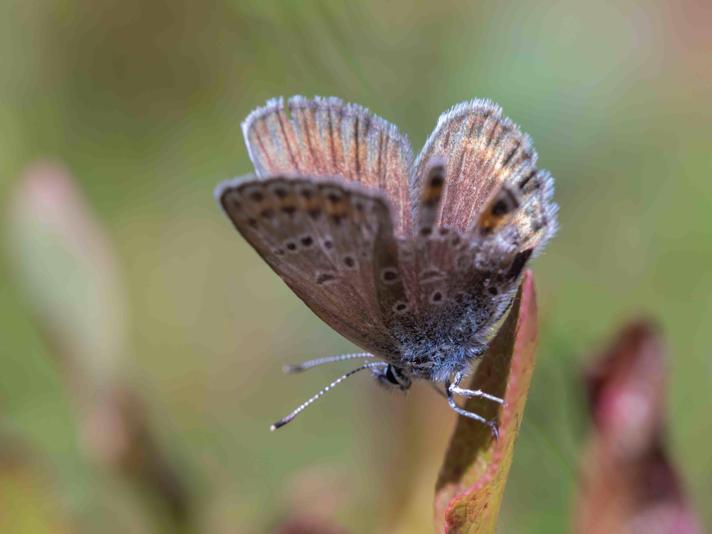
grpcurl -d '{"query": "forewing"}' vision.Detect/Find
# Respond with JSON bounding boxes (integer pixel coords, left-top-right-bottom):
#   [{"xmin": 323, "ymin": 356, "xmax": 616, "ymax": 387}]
[
  {"xmin": 242, "ymin": 96, "xmax": 414, "ymax": 235},
  {"xmin": 216, "ymin": 174, "xmax": 405, "ymax": 359},
  {"xmin": 411, "ymin": 99, "xmax": 540, "ymax": 234}
]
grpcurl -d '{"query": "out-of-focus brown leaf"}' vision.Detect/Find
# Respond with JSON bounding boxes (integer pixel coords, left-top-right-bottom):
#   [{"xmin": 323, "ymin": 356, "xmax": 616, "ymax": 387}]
[
  {"xmin": 434, "ymin": 271, "xmax": 538, "ymax": 534},
  {"xmin": 574, "ymin": 320, "xmax": 703, "ymax": 534},
  {"xmin": 7, "ymin": 162, "xmax": 193, "ymax": 528}
]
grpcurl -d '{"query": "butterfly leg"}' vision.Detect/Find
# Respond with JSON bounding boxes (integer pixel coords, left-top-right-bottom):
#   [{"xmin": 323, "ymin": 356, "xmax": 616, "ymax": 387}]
[
  {"xmin": 448, "ymin": 371, "xmax": 504, "ymax": 404},
  {"xmin": 445, "ymin": 386, "xmax": 500, "ymax": 439}
]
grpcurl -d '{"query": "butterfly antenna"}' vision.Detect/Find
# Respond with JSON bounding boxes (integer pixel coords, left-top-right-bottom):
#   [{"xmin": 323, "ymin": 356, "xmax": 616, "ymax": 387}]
[
  {"xmin": 271, "ymin": 361, "xmax": 386, "ymax": 431},
  {"xmin": 282, "ymin": 352, "xmax": 374, "ymax": 373}
]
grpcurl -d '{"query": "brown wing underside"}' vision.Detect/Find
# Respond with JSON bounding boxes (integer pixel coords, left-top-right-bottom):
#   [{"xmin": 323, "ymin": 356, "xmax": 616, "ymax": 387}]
[{"xmin": 217, "ymin": 174, "xmax": 409, "ymax": 361}]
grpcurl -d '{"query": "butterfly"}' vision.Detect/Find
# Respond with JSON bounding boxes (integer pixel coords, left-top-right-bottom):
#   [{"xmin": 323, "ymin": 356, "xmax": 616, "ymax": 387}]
[{"xmin": 215, "ymin": 96, "xmax": 557, "ymax": 436}]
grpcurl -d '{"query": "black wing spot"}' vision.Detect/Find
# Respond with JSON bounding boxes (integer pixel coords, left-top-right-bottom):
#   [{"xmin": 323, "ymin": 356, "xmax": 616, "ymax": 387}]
[
  {"xmin": 430, "ymin": 174, "xmax": 444, "ymax": 187},
  {"xmin": 393, "ymin": 301, "xmax": 409, "ymax": 313},
  {"xmin": 323, "ymin": 239, "xmax": 333, "ymax": 249},
  {"xmin": 381, "ymin": 268, "xmax": 399, "ymax": 283},
  {"xmin": 343, "ymin": 255, "xmax": 356, "ymax": 268},
  {"xmin": 300, "ymin": 236, "xmax": 314, "ymax": 247},
  {"xmin": 491, "ymin": 199, "xmax": 510, "ymax": 216},
  {"xmin": 431, "ymin": 291, "xmax": 443, "ymax": 303}
]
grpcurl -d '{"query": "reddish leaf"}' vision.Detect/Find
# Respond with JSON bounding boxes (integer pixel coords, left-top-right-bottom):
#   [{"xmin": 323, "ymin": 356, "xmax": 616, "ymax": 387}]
[
  {"xmin": 434, "ymin": 271, "xmax": 538, "ymax": 534},
  {"xmin": 574, "ymin": 321, "xmax": 703, "ymax": 534}
]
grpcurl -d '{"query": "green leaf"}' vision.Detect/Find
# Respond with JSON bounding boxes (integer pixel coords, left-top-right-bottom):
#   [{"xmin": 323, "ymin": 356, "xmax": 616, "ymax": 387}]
[{"xmin": 434, "ymin": 271, "xmax": 538, "ymax": 534}]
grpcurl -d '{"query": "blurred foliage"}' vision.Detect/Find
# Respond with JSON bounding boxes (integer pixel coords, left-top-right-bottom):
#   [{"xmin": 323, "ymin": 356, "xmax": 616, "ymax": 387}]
[
  {"xmin": 574, "ymin": 320, "xmax": 703, "ymax": 534},
  {"xmin": 1, "ymin": 1, "xmax": 711, "ymax": 533}
]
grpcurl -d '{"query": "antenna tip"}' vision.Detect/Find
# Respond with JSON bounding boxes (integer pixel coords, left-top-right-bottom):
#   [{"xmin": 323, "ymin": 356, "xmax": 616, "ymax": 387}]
[
  {"xmin": 282, "ymin": 364, "xmax": 301, "ymax": 374},
  {"xmin": 270, "ymin": 419, "xmax": 288, "ymax": 431}
]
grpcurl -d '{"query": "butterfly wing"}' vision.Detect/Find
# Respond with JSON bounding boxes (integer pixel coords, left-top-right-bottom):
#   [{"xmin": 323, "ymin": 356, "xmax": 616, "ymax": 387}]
[
  {"xmin": 243, "ymin": 96, "xmax": 414, "ymax": 235},
  {"xmin": 216, "ymin": 175, "xmax": 408, "ymax": 360},
  {"xmin": 400, "ymin": 105, "xmax": 557, "ymax": 349},
  {"xmin": 411, "ymin": 99, "xmax": 546, "ymax": 236}
]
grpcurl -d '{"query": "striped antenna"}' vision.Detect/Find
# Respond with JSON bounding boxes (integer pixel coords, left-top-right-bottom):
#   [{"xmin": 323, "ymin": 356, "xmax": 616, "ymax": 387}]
[
  {"xmin": 282, "ymin": 352, "xmax": 374, "ymax": 373},
  {"xmin": 271, "ymin": 361, "xmax": 386, "ymax": 430}
]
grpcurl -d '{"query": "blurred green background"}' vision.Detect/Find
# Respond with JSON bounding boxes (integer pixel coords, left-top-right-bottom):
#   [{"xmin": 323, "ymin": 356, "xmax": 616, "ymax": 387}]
[{"xmin": 1, "ymin": 1, "xmax": 710, "ymax": 533}]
